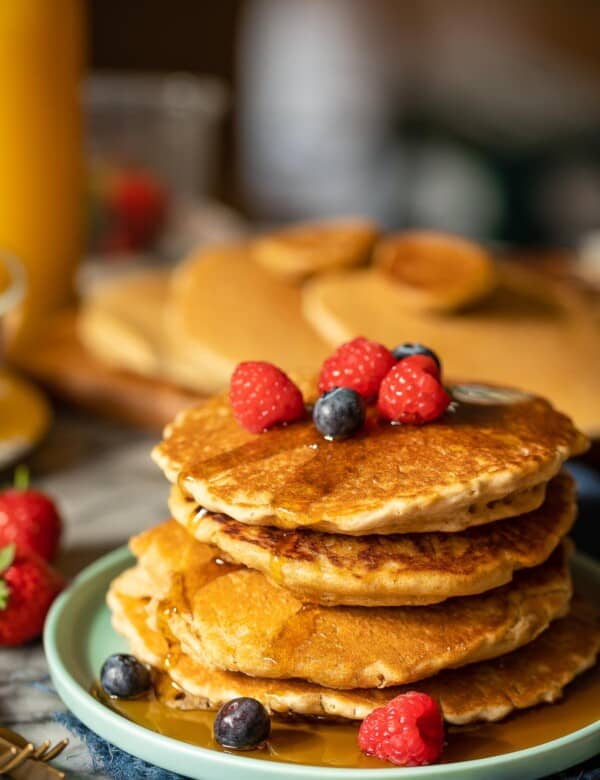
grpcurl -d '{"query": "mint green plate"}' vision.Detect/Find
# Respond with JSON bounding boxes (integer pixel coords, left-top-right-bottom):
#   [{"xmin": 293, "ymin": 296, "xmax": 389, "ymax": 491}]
[{"xmin": 44, "ymin": 547, "xmax": 600, "ymax": 780}]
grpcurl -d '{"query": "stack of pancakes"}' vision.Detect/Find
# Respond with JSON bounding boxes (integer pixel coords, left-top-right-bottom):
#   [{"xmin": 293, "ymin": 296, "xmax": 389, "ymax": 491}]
[{"xmin": 108, "ymin": 382, "xmax": 600, "ymax": 727}]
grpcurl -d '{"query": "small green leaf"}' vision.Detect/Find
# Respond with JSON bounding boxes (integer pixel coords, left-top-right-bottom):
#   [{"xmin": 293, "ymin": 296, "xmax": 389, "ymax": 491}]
[
  {"xmin": 0, "ymin": 544, "xmax": 15, "ymax": 574},
  {"xmin": 0, "ymin": 580, "xmax": 8, "ymax": 610},
  {"xmin": 13, "ymin": 464, "xmax": 30, "ymax": 490}
]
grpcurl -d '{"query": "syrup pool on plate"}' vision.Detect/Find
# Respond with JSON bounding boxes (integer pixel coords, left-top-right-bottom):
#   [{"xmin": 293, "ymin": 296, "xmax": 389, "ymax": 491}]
[{"xmin": 93, "ymin": 661, "xmax": 600, "ymax": 769}]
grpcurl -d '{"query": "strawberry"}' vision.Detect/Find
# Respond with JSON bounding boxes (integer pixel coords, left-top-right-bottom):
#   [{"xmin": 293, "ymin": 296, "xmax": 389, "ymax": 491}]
[
  {"xmin": 0, "ymin": 467, "xmax": 62, "ymax": 561},
  {"xmin": 230, "ymin": 362, "xmax": 305, "ymax": 433},
  {"xmin": 318, "ymin": 337, "xmax": 396, "ymax": 401},
  {"xmin": 0, "ymin": 545, "xmax": 64, "ymax": 646}
]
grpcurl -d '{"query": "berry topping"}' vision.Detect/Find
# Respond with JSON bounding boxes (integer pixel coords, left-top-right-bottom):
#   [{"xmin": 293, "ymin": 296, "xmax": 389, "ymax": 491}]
[
  {"xmin": 318, "ymin": 337, "xmax": 396, "ymax": 401},
  {"xmin": 0, "ymin": 467, "xmax": 62, "ymax": 561},
  {"xmin": 377, "ymin": 356, "xmax": 450, "ymax": 425},
  {"xmin": 392, "ymin": 343, "xmax": 441, "ymax": 371},
  {"xmin": 214, "ymin": 697, "xmax": 271, "ymax": 750},
  {"xmin": 100, "ymin": 654, "xmax": 151, "ymax": 699},
  {"xmin": 0, "ymin": 544, "xmax": 63, "ymax": 646},
  {"xmin": 358, "ymin": 692, "xmax": 444, "ymax": 767},
  {"xmin": 313, "ymin": 387, "xmax": 365, "ymax": 440},
  {"xmin": 230, "ymin": 362, "xmax": 305, "ymax": 433}
]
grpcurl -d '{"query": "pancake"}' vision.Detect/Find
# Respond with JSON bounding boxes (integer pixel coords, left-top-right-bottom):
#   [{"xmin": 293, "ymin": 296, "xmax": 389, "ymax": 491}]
[
  {"xmin": 302, "ymin": 263, "xmax": 600, "ymax": 436},
  {"xmin": 168, "ymin": 472, "xmax": 574, "ymax": 607},
  {"xmin": 162, "ymin": 244, "xmax": 330, "ymax": 394},
  {"xmin": 128, "ymin": 521, "xmax": 572, "ymax": 690},
  {"xmin": 108, "ymin": 576, "xmax": 600, "ymax": 725},
  {"xmin": 153, "ymin": 382, "xmax": 586, "ymax": 535},
  {"xmin": 373, "ymin": 231, "xmax": 496, "ymax": 312},
  {"xmin": 251, "ymin": 218, "xmax": 379, "ymax": 282},
  {"xmin": 77, "ymin": 269, "xmax": 214, "ymax": 393},
  {"xmin": 78, "ymin": 270, "xmax": 170, "ymax": 379}
]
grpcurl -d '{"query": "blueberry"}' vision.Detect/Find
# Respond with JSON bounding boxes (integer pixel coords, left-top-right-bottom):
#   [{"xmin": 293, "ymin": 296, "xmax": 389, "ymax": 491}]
[
  {"xmin": 392, "ymin": 343, "xmax": 440, "ymax": 369},
  {"xmin": 313, "ymin": 387, "xmax": 365, "ymax": 440},
  {"xmin": 214, "ymin": 697, "xmax": 271, "ymax": 750},
  {"xmin": 100, "ymin": 653, "xmax": 151, "ymax": 699}
]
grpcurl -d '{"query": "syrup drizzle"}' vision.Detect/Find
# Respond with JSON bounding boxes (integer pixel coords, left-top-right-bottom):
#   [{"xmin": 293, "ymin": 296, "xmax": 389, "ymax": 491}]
[{"xmin": 93, "ymin": 662, "xmax": 600, "ymax": 769}]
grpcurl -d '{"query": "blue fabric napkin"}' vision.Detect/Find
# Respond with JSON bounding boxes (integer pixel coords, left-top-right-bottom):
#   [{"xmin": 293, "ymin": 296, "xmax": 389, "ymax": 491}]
[{"xmin": 53, "ymin": 712, "xmax": 184, "ymax": 779}]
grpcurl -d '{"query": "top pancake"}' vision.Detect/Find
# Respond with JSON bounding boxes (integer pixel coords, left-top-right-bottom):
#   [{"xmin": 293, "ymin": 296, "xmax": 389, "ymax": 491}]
[{"xmin": 153, "ymin": 382, "xmax": 587, "ymax": 535}]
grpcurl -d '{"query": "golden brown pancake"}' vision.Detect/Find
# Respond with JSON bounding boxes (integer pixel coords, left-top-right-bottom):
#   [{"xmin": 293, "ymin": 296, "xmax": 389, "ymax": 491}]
[
  {"xmin": 128, "ymin": 521, "xmax": 572, "ymax": 690},
  {"xmin": 108, "ymin": 576, "xmax": 600, "ymax": 725},
  {"xmin": 251, "ymin": 218, "xmax": 379, "ymax": 282},
  {"xmin": 78, "ymin": 270, "xmax": 170, "ymax": 379},
  {"xmin": 374, "ymin": 231, "xmax": 496, "ymax": 312},
  {"xmin": 77, "ymin": 269, "xmax": 215, "ymax": 393},
  {"xmin": 153, "ymin": 382, "xmax": 586, "ymax": 535},
  {"xmin": 162, "ymin": 245, "xmax": 330, "ymax": 394},
  {"xmin": 303, "ymin": 262, "xmax": 600, "ymax": 436},
  {"xmin": 168, "ymin": 472, "xmax": 575, "ymax": 607}
]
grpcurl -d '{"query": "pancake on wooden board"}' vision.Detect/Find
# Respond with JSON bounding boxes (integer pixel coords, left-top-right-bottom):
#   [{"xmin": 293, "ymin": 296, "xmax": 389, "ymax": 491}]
[
  {"xmin": 162, "ymin": 244, "xmax": 330, "ymax": 394},
  {"xmin": 169, "ymin": 471, "xmax": 575, "ymax": 607},
  {"xmin": 153, "ymin": 381, "xmax": 587, "ymax": 535},
  {"xmin": 302, "ymin": 262, "xmax": 600, "ymax": 436},
  {"xmin": 127, "ymin": 520, "xmax": 572, "ymax": 690},
  {"xmin": 108, "ymin": 572, "xmax": 599, "ymax": 725},
  {"xmin": 251, "ymin": 218, "xmax": 379, "ymax": 282}
]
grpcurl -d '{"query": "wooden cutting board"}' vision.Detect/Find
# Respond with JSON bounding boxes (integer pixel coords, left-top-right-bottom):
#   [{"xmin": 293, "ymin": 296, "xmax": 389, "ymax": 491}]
[{"xmin": 14, "ymin": 309, "xmax": 202, "ymax": 430}]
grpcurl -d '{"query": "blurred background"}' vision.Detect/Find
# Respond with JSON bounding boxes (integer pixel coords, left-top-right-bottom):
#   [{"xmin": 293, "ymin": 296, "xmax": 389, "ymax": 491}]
[{"xmin": 89, "ymin": 0, "xmax": 600, "ymax": 245}]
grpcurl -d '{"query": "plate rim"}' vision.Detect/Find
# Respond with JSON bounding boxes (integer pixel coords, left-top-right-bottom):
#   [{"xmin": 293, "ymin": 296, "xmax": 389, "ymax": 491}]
[{"xmin": 44, "ymin": 545, "xmax": 600, "ymax": 778}]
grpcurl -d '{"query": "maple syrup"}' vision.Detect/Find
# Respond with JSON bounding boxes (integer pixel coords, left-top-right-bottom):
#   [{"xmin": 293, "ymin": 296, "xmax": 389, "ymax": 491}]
[{"xmin": 93, "ymin": 661, "xmax": 600, "ymax": 769}]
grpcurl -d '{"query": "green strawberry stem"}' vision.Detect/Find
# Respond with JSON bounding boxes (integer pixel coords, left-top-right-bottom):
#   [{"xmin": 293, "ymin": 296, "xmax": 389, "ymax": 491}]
[
  {"xmin": 13, "ymin": 464, "xmax": 29, "ymax": 490},
  {"xmin": 0, "ymin": 545, "xmax": 15, "ymax": 610}
]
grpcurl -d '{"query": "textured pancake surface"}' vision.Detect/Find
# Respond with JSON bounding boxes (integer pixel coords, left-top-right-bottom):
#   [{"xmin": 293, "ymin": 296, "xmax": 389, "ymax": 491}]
[
  {"xmin": 128, "ymin": 521, "xmax": 572, "ymax": 689},
  {"xmin": 153, "ymin": 382, "xmax": 586, "ymax": 535},
  {"xmin": 169, "ymin": 472, "xmax": 575, "ymax": 606},
  {"xmin": 108, "ymin": 574, "xmax": 600, "ymax": 725}
]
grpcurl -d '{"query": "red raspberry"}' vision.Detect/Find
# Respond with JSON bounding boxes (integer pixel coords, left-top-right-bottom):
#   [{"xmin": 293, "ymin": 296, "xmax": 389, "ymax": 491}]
[
  {"xmin": 398, "ymin": 353, "xmax": 441, "ymax": 380},
  {"xmin": 358, "ymin": 692, "xmax": 444, "ymax": 767},
  {"xmin": 0, "ymin": 545, "xmax": 64, "ymax": 646},
  {"xmin": 318, "ymin": 337, "xmax": 396, "ymax": 401},
  {"xmin": 230, "ymin": 362, "xmax": 305, "ymax": 433},
  {"xmin": 378, "ymin": 356, "xmax": 450, "ymax": 424}
]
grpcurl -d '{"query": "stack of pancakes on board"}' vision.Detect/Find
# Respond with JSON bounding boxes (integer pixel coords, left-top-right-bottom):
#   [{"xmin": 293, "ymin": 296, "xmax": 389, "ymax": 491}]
[{"xmin": 108, "ymin": 377, "xmax": 600, "ymax": 727}]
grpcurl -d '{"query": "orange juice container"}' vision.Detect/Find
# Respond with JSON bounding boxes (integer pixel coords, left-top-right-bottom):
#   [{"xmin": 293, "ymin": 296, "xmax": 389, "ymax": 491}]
[{"xmin": 0, "ymin": 0, "xmax": 84, "ymax": 356}]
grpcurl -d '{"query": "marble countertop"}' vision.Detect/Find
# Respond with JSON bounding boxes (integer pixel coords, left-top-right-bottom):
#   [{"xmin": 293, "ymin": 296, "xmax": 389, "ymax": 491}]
[{"xmin": 0, "ymin": 410, "xmax": 169, "ymax": 778}]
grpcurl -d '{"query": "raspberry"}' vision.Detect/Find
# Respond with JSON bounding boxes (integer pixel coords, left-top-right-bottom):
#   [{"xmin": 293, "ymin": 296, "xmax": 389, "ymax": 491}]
[
  {"xmin": 358, "ymin": 692, "xmax": 444, "ymax": 767},
  {"xmin": 378, "ymin": 356, "xmax": 450, "ymax": 424},
  {"xmin": 318, "ymin": 337, "xmax": 396, "ymax": 401},
  {"xmin": 397, "ymin": 353, "xmax": 441, "ymax": 379},
  {"xmin": 230, "ymin": 362, "xmax": 305, "ymax": 433}
]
